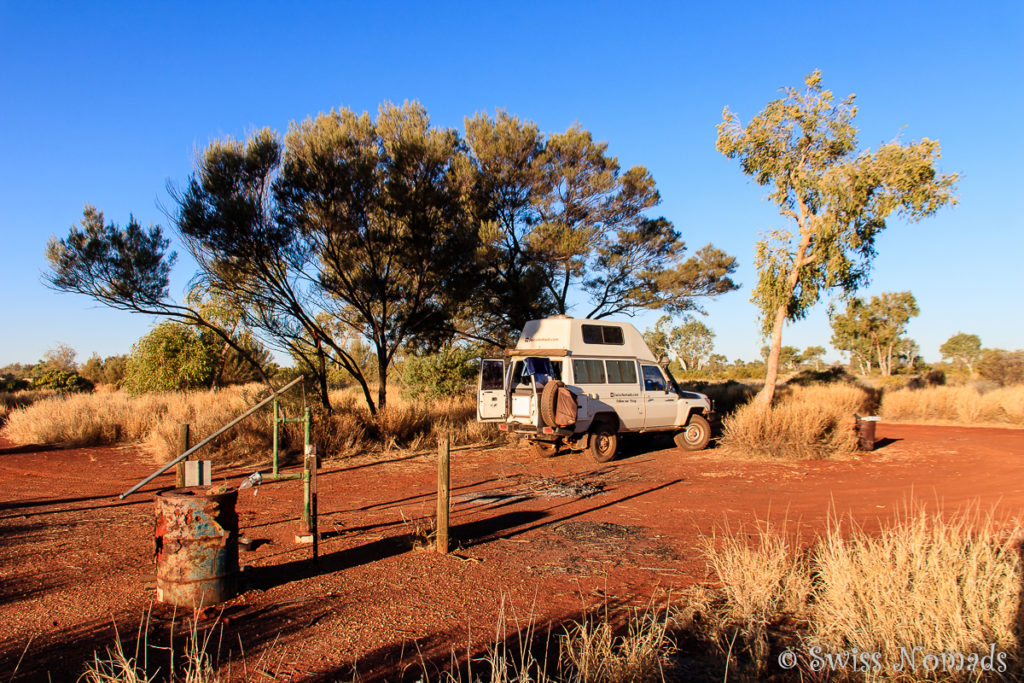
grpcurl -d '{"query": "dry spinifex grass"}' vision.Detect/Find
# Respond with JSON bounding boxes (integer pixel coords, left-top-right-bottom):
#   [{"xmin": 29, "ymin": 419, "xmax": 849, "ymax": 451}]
[
  {"xmin": 881, "ymin": 384, "xmax": 1024, "ymax": 426},
  {"xmin": 718, "ymin": 384, "xmax": 874, "ymax": 459},
  {"xmin": 4, "ymin": 384, "xmax": 493, "ymax": 464},
  {"xmin": 694, "ymin": 506, "xmax": 1022, "ymax": 680}
]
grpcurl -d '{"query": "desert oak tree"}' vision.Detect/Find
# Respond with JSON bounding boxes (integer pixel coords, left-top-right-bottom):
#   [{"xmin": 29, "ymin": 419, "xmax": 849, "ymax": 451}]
[{"xmin": 717, "ymin": 71, "xmax": 957, "ymax": 404}]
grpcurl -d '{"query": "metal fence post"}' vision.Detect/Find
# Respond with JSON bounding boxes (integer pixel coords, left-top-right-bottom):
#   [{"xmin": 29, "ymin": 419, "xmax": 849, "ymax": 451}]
[{"xmin": 174, "ymin": 424, "xmax": 190, "ymax": 488}]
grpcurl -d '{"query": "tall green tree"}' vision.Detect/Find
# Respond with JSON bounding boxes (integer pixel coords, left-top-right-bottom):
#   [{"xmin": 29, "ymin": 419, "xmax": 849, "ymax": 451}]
[
  {"xmin": 800, "ymin": 345, "xmax": 827, "ymax": 370},
  {"xmin": 465, "ymin": 112, "xmax": 738, "ymax": 343},
  {"xmin": 462, "ymin": 111, "xmax": 552, "ymax": 346},
  {"xmin": 760, "ymin": 344, "xmax": 802, "ymax": 372},
  {"xmin": 978, "ymin": 349, "xmax": 1024, "ymax": 386},
  {"xmin": 939, "ymin": 332, "xmax": 982, "ymax": 375},
  {"xmin": 645, "ymin": 315, "xmax": 716, "ymax": 371},
  {"xmin": 829, "ymin": 291, "xmax": 919, "ymax": 376},
  {"xmin": 717, "ymin": 71, "xmax": 958, "ymax": 404},
  {"xmin": 177, "ymin": 103, "xmax": 481, "ymax": 414}
]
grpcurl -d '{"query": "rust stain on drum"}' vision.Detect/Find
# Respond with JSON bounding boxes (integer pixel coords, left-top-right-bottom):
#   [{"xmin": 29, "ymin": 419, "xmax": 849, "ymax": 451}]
[{"xmin": 154, "ymin": 488, "xmax": 239, "ymax": 607}]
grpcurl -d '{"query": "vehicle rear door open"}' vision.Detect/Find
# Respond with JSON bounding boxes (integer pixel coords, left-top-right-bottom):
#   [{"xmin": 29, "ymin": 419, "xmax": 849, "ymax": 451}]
[{"xmin": 477, "ymin": 358, "xmax": 507, "ymax": 421}]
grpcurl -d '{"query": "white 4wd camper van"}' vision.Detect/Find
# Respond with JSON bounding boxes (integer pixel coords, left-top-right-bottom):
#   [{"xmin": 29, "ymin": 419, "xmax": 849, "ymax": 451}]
[{"xmin": 477, "ymin": 316, "xmax": 717, "ymax": 462}]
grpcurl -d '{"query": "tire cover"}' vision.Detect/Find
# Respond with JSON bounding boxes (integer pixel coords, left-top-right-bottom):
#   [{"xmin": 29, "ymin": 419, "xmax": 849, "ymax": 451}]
[{"xmin": 554, "ymin": 386, "xmax": 578, "ymax": 427}]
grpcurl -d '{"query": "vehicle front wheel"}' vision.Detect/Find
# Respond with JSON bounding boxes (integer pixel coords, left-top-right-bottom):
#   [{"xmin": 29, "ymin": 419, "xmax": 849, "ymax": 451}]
[
  {"xmin": 674, "ymin": 414, "xmax": 711, "ymax": 451},
  {"xmin": 587, "ymin": 427, "xmax": 618, "ymax": 463}
]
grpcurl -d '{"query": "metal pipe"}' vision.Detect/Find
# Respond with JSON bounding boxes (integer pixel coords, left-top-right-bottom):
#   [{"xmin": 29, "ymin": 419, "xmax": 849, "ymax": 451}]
[
  {"xmin": 272, "ymin": 398, "xmax": 280, "ymax": 476},
  {"xmin": 303, "ymin": 407, "xmax": 311, "ymax": 449},
  {"xmin": 119, "ymin": 376, "xmax": 304, "ymax": 499}
]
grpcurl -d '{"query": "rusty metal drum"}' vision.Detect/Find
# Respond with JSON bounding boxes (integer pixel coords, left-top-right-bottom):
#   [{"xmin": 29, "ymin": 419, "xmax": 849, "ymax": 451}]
[
  {"xmin": 155, "ymin": 488, "xmax": 239, "ymax": 607},
  {"xmin": 855, "ymin": 415, "xmax": 880, "ymax": 451}
]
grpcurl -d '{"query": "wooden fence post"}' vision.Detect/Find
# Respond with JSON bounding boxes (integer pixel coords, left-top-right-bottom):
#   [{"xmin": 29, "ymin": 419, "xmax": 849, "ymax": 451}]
[
  {"xmin": 175, "ymin": 424, "xmax": 190, "ymax": 488},
  {"xmin": 437, "ymin": 432, "xmax": 450, "ymax": 554}
]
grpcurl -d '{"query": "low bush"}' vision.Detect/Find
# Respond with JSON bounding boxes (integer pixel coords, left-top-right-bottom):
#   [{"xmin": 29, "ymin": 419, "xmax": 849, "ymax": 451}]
[
  {"xmin": 718, "ymin": 384, "xmax": 875, "ymax": 459},
  {"xmin": 698, "ymin": 521, "xmax": 810, "ymax": 668}
]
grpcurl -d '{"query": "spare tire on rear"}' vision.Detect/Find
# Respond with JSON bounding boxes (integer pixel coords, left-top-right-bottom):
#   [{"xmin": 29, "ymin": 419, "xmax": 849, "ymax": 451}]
[{"xmin": 540, "ymin": 380, "xmax": 577, "ymax": 428}]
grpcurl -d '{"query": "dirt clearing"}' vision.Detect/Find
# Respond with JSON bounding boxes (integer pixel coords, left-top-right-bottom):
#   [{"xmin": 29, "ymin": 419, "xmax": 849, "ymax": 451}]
[{"xmin": 1, "ymin": 423, "xmax": 1022, "ymax": 681}]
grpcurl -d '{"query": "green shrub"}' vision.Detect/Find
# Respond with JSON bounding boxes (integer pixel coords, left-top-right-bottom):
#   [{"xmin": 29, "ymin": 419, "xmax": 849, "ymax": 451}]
[
  {"xmin": 30, "ymin": 367, "xmax": 93, "ymax": 393},
  {"xmin": 122, "ymin": 322, "xmax": 218, "ymax": 393},
  {"xmin": 978, "ymin": 349, "xmax": 1024, "ymax": 387},
  {"xmin": 0, "ymin": 375, "xmax": 30, "ymax": 391},
  {"xmin": 402, "ymin": 346, "xmax": 479, "ymax": 399}
]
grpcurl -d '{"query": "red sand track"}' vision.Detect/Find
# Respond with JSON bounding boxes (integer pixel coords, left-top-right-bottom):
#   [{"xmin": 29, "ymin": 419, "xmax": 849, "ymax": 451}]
[{"xmin": 1, "ymin": 423, "xmax": 1022, "ymax": 681}]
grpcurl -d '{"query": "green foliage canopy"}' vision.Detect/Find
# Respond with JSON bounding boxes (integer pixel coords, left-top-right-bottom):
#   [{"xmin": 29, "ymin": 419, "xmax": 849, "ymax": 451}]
[
  {"xmin": 465, "ymin": 111, "xmax": 738, "ymax": 344},
  {"xmin": 939, "ymin": 332, "xmax": 982, "ymax": 374}
]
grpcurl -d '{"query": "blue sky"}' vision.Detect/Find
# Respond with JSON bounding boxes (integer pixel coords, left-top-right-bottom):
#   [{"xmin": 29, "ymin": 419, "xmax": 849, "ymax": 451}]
[{"xmin": 1, "ymin": 1, "xmax": 1021, "ymax": 367}]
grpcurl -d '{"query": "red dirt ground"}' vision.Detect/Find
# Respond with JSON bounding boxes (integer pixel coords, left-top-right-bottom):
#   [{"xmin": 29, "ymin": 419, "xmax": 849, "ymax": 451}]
[{"xmin": 1, "ymin": 423, "xmax": 1022, "ymax": 681}]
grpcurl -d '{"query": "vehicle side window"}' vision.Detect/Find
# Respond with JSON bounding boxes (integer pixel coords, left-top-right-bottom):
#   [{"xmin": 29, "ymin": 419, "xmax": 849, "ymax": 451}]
[
  {"xmin": 572, "ymin": 359, "xmax": 607, "ymax": 384},
  {"xmin": 606, "ymin": 360, "xmax": 638, "ymax": 384},
  {"xmin": 641, "ymin": 365, "xmax": 666, "ymax": 392},
  {"xmin": 480, "ymin": 360, "xmax": 504, "ymax": 390},
  {"xmin": 581, "ymin": 324, "xmax": 625, "ymax": 345}
]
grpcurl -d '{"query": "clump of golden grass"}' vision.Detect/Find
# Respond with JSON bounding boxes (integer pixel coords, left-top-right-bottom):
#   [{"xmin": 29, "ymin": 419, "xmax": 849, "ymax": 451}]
[
  {"xmin": 812, "ymin": 508, "xmax": 1020, "ymax": 669},
  {"xmin": 719, "ymin": 384, "xmax": 874, "ymax": 459},
  {"xmin": 0, "ymin": 389, "xmax": 57, "ymax": 425},
  {"xmin": 558, "ymin": 605, "xmax": 672, "ymax": 682},
  {"xmin": 78, "ymin": 607, "xmax": 259, "ymax": 683},
  {"xmin": 79, "ymin": 601, "xmax": 673, "ymax": 683},
  {"xmin": 698, "ymin": 522, "xmax": 810, "ymax": 667},
  {"xmin": 881, "ymin": 385, "xmax": 1024, "ymax": 426},
  {"xmin": 692, "ymin": 507, "xmax": 1022, "ymax": 680},
  {"xmin": 4, "ymin": 384, "xmax": 493, "ymax": 463}
]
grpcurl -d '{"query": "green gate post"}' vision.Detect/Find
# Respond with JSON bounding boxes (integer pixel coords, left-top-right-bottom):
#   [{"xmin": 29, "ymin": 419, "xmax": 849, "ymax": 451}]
[{"xmin": 272, "ymin": 398, "xmax": 280, "ymax": 477}]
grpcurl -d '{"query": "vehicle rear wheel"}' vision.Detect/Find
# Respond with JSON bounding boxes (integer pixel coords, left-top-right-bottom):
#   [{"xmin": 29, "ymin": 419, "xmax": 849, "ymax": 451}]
[
  {"xmin": 539, "ymin": 380, "xmax": 564, "ymax": 427},
  {"xmin": 674, "ymin": 414, "xmax": 711, "ymax": 451},
  {"xmin": 587, "ymin": 426, "xmax": 618, "ymax": 463},
  {"xmin": 530, "ymin": 441, "xmax": 558, "ymax": 458}
]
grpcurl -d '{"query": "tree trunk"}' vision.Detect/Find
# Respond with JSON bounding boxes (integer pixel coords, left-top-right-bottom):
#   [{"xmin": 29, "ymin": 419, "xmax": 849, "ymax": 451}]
[
  {"xmin": 315, "ymin": 347, "xmax": 332, "ymax": 415},
  {"xmin": 211, "ymin": 340, "xmax": 231, "ymax": 391},
  {"xmin": 754, "ymin": 304, "xmax": 788, "ymax": 406},
  {"xmin": 376, "ymin": 344, "xmax": 389, "ymax": 414}
]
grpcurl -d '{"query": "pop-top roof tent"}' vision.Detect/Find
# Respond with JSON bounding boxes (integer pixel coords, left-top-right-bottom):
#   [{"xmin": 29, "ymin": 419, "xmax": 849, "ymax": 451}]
[{"xmin": 509, "ymin": 315, "xmax": 656, "ymax": 362}]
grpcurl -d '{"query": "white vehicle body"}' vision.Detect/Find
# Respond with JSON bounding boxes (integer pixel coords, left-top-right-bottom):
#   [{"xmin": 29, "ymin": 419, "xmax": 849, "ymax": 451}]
[{"xmin": 477, "ymin": 316, "xmax": 716, "ymax": 461}]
